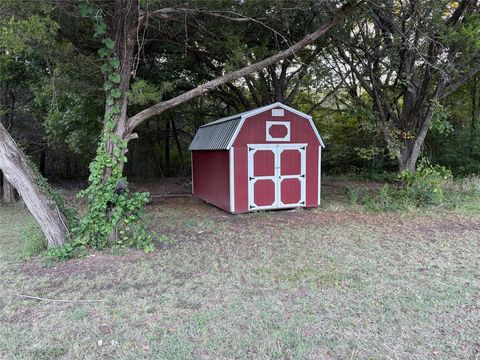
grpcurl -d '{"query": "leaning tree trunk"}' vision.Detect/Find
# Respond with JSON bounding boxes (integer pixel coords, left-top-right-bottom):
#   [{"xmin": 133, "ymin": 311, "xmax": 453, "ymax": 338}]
[
  {"xmin": 0, "ymin": 123, "xmax": 68, "ymax": 247},
  {"xmin": 1, "ymin": 170, "xmax": 17, "ymax": 203}
]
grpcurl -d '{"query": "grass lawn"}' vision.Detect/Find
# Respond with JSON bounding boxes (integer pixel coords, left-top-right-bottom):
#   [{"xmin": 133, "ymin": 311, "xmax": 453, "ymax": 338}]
[{"xmin": 0, "ymin": 183, "xmax": 479, "ymax": 359}]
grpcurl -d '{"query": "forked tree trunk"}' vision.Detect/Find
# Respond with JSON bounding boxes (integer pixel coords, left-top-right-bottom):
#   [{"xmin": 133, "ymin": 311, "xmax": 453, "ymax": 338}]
[
  {"xmin": 0, "ymin": 123, "xmax": 67, "ymax": 247},
  {"xmin": 398, "ymin": 144, "xmax": 421, "ymax": 172},
  {"xmin": 396, "ymin": 109, "xmax": 435, "ymax": 172}
]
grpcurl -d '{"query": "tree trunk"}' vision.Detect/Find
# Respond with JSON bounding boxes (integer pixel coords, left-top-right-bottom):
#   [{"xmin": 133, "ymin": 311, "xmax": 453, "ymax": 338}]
[
  {"xmin": 2, "ymin": 174, "xmax": 17, "ymax": 203},
  {"xmin": 101, "ymin": 0, "xmax": 139, "ymax": 182},
  {"xmin": 398, "ymin": 143, "xmax": 421, "ymax": 172},
  {"xmin": 471, "ymin": 73, "xmax": 479, "ymax": 156},
  {"xmin": 171, "ymin": 118, "xmax": 185, "ymax": 176},
  {"xmin": 0, "ymin": 123, "xmax": 67, "ymax": 247}
]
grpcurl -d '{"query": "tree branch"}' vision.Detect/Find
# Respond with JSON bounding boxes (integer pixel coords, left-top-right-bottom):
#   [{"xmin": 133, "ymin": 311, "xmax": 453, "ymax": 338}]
[
  {"xmin": 438, "ymin": 62, "xmax": 480, "ymax": 99},
  {"xmin": 127, "ymin": 1, "xmax": 360, "ymax": 131}
]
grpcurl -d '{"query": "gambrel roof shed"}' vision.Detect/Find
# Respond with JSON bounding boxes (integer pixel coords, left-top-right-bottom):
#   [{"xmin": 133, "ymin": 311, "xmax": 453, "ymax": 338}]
[{"xmin": 189, "ymin": 102, "xmax": 324, "ymax": 213}]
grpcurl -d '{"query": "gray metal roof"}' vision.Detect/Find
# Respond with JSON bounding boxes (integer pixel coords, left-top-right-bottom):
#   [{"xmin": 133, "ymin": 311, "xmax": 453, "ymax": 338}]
[{"xmin": 188, "ymin": 117, "xmax": 242, "ymax": 150}]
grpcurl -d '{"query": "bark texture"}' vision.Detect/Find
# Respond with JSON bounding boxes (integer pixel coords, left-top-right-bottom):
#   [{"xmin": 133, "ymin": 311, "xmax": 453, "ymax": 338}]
[
  {"xmin": 1, "ymin": 171, "xmax": 17, "ymax": 203},
  {"xmin": 0, "ymin": 123, "xmax": 67, "ymax": 247},
  {"xmin": 102, "ymin": 0, "xmax": 140, "ymax": 180}
]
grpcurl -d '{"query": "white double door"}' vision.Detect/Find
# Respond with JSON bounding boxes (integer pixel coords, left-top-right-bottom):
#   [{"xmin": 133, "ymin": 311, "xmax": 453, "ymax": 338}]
[{"xmin": 247, "ymin": 144, "xmax": 306, "ymax": 210}]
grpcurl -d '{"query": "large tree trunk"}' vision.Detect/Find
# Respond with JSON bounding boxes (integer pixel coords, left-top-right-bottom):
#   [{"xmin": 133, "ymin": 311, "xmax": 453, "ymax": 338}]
[
  {"xmin": 0, "ymin": 123, "xmax": 67, "ymax": 247},
  {"xmin": 398, "ymin": 143, "xmax": 421, "ymax": 172},
  {"xmin": 2, "ymin": 174, "xmax": 17, "ymax": 203},
  {"xmin": 101, "ymin": 0, "xmax": 139, "ymax": 181}
]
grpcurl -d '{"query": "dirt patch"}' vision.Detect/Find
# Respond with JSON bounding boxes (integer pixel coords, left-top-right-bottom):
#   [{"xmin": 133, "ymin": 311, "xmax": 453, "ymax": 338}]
[{"xmin": 20, "ymin": 250, "xmax": 145, "ymax": 279}]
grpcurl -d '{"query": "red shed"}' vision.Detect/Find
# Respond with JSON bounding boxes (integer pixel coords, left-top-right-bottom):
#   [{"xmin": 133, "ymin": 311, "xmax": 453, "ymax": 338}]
[{"xmin": 189, "ymin": 102, "xmax": 324, "ymax": 213}]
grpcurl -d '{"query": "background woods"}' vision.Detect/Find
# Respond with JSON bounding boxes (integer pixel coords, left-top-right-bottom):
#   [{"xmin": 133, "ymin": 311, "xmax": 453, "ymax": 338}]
[{"xmin": 0, "ymin": 0, "xmax": 479, "ymax": 248}]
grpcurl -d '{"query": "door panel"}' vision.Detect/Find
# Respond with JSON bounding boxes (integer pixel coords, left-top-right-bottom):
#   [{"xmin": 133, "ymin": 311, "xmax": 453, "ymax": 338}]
[
  {"xmin": 248, "ymin": 144, "xmax": 306, "ymax": 210},
  {"xmin": 280, "ymin": 178, "xmax": 302, "ymax": 205},
  {"xmin": 280, "ymin": 149, "xmax": 301, "ymax": 175},
  {"xmin": 253, "ymin": 179, "xmax": 276, "ymax": 206},
  {"xmin": 253, "ymin": 150, "xmax": 275, "ymax": 176},
  {"xmin": 277, "ymin": 145, "xmax": 306, "ymax": 208}
]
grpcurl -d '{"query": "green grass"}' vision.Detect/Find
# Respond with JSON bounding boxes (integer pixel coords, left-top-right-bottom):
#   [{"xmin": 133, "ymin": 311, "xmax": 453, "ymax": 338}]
[{"xmin": 0, "ymin": 189, "xmax": 479, "ymax": 359}]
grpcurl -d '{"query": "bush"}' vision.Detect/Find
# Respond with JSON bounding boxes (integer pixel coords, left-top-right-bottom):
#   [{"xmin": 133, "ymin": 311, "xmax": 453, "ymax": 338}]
[
  {"xmin": 399, "ymin": 159, "xmax": 452, "ymax": 205},
  {"xmin": 346, "ymin": 159, "xmax": 455, "ymax": 212}
]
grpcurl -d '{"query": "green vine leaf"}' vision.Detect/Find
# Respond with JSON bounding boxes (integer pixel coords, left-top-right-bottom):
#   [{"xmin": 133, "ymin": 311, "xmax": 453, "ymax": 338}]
[
  {"xmin": 111, "ymin": 88, "xmax": 121, "ymax": 99},
  {"xmin": 94, "ymin": 21, "xmax": 107, "ymax": 37},
  {"xmin": 103, "ymin": 81, "xmax": 113, "ymax": 91},
  {"xmin": 108, "ymin": 73, "xmax": 121, "ymax": 84},
  {"xmin": 100, "ymin": 63, "xmax": 110, "ymax": 74},
  {"xmin": 103, "ymin": 38, "xmax": 115, "ymax": 49},
  {"xmin": 79, "ymin": 3, "xmax": 92, "ymax": 17},
  {"xmin": 98, "ymin": 47, "xmax": 109, "ymax": 58},
  {"xmin": 109, "ymin": 58, "xmax": 120, "ymax": 69}
]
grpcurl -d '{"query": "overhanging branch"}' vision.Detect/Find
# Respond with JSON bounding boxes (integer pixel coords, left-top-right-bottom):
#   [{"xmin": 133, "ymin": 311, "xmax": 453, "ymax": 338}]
[{"xmin": 127, "ymin": 1, "xmax": 360, "ymax": 131}]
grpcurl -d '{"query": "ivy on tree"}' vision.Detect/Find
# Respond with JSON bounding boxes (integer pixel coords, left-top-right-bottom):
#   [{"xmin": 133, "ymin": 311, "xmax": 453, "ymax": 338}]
[{"xmin": 49, "ymin": 4, "xmax": 154, "ymax": 259}]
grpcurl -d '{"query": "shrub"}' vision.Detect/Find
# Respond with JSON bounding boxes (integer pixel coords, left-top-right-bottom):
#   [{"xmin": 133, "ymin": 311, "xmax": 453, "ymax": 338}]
[
  {"xmin": 399, "ymin": 159, "xmax": 452, "ymax": 205},
  {"xmin": 347, "ymin": 159, "xmax": 455, "ymax": 212}
]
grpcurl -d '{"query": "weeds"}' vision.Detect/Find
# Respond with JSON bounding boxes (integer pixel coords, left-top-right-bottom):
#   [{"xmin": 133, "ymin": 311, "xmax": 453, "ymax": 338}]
[
  {"xmin": 345, "ymin": 161, "xmax": 480, "ymax": 213},
  {"xmin": 19, "ymin": 221, "xmax": 46, "ymax": 260}
]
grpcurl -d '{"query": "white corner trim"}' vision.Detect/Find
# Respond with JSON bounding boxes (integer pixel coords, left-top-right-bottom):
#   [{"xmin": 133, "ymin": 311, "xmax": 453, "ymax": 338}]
[
  {"xmin": 191, "ymin": 152, "xmax": 194, "ymax": 194},
  {"xmin": 229, "ymin": 147, "xmax": 235, "ymax": 213},
  {"xmin": 226, "ymin": 116, "xmax": 246, "ymax": 149},
  {"xmin": 318, "ymin": 146, "xmax": 322, "ymax": 205},
  {"xmin": 266, "ymin": 121, "xmax": 290, "ymax": 142}
]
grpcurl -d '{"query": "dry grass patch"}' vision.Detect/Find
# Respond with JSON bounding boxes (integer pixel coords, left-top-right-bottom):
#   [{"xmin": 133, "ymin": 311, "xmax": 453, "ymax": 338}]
[{"xmin": 0, "ymin": 193, "xmax": 479, "ymax": 359}]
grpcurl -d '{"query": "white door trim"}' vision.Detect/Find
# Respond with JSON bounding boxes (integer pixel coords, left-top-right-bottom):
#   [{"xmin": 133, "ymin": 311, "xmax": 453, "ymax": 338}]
[
  {"xmin": 247, "ymin": 143, "xmax": 307, "ymax": 211},
  {"xmin": 247, "ymin": 144, "xmax": 277, "ymax": 210}
]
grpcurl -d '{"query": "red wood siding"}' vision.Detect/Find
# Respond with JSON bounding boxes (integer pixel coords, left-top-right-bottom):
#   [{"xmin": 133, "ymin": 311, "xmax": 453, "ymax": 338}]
[
  {"xmin": 232, "ymin": 108, "xmax": 321, "ymax": 147},
  {"xmin": 233, "ymin": 146, "xmax": 248, "ymax": 212},
  {"xmin": 233, "ymin": 107, "xmax": 320, "ymax": 212},
  {"xmin": 192, "ymin": 150, "xmax": 230, "ymax": 212}
]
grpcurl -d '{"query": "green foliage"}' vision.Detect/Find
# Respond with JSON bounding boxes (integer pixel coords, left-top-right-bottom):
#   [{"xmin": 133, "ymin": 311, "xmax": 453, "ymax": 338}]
[
  {"xmin": 346, "ymin": 160, "xmax": 454, "ymax": 212},
  {"xmin": 399, "ymin": 159, "xmax": 452, "ymax": 205},
  {"xmin": 48, "ymin": 3, "xmax": 153, "ymax": 260},
  {"xmin": 128, "ymin": 80, "xmax": 174, "ymax": 106},
  {"xmin": 430, "ymin": 101, "xmax": 453, "ymax": 135},
  {"xmin": 20, "ymin": 221, "xmax": 46, "ymax": 259},
  {"xmin": 0, "ymin": 13, "xmax": 59, "ymax": 56}
]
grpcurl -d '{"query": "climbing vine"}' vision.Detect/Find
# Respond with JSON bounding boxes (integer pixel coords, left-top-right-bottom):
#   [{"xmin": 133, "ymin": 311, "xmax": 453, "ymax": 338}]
[{"xmin": 49, "ymin": 3, "xmax": 153, "ymax": 259}]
